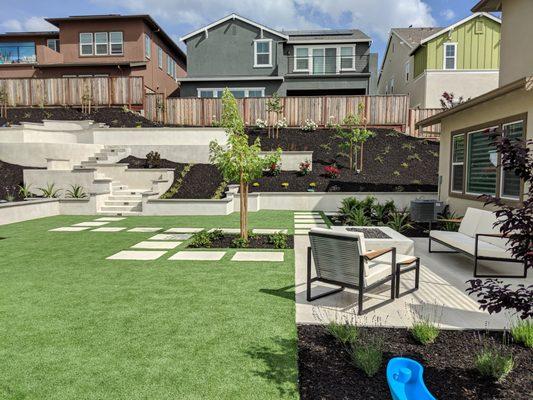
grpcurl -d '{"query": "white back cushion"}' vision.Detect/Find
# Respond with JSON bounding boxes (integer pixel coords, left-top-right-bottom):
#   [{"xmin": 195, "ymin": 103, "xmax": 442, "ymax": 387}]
[
  {"xmin": 475, "ymin": 213, "xmax": 511, "ymax": 250},
  {"xmin": 458, "ymin": 208, "xmax": 485, "ymax": 237}
]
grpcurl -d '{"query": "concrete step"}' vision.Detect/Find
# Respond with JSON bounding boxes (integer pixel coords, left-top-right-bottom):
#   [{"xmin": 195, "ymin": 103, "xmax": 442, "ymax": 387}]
[
  {"xmin": 113, "ymin": 189, "xmax": 147, "ymax": 195},
  {"xmin": 104, "ymin": 199, "xmax": 142, "ymax": 206},
  {"xmin": 108, "ymin": 195, "xmax": 142, "ymax": 201},
  {"xmin": 97, "ymin": 210, "xmax": 142, "ymax": 216}
]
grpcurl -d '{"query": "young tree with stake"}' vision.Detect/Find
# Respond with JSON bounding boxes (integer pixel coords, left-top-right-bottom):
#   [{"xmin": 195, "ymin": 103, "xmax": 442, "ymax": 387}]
[{"xmin": 210, "ymin": 89, "xmax": 281, "ymax": 240}]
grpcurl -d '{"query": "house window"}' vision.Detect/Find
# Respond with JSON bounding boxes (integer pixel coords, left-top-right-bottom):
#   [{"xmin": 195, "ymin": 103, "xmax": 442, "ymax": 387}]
[
  {"xmin": 405, "ymin": 61, "xmax": 410, "ymax": 82},
  {"xmin": 47, "ymin": 39, "xmax": 60, "ymax": 52},
  {"xmin": 466, "ymin": 127, "xmax": 498, "ymax": 195},
  {"xmin": 340, "ymin": 46, "xmax": 355, "ymax": 70},
  {"xmin": 475, "ymin": 20, "xmax": 484, "ymax": 34},
  {"xmin": 500, "ymin": 121, "xmax": 523, "ymax": 199},
  {"xmin": 197, "ymin": 88, "xmax": 265, "ymax": 98},
  {"xmin": 157, "ymin": 47, "xmax": 163, "ymax": 69},
  {"xmin": 145, "ymin": 33, "xmax": 151, "ymax": 59},
  {"xmin": 294, "ymin": 47, "xmax": 309, "ymax": 71},
  {"xmin": 451, "ymin": 134, "xmax": 465, "ymax": 192},
  {"xmin": 79, "ymin": 33, "xmax": 93, "ymax": 55},
  {"xmin": 109, "ymin": 32, "xmax": 123, "ymax": 55},
  {"xmin": 254, "ymin": 39, "xmax": 272, "ymax": 67},
  {"xmin": 94, "ymin": 32, "xmax": 109, "ymax": 55},
  {"xmin": 444, "ymin": 43, "xmax": 457, "ymax": 70},
  {"xmin": 199, "ymin": 90, "xmax": 214, "ymax": 98}
]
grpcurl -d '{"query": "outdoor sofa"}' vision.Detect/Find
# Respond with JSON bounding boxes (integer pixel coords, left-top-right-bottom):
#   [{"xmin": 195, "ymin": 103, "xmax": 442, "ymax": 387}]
[
  {"xmin": 429, "ymin": 207, "xmax": 527, "ymax": 278},
  {"xmin": 307, "ymin": 228, "xmax": 419, "ymax": 314}
]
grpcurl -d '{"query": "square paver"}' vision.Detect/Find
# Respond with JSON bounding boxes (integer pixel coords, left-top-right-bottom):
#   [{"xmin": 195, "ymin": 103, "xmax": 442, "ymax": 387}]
[
  {"xmin": 295, "ymin": 229, "xmax": 310, "ymax": 235},
  {"xmin": 149, "ymin": 233, "xmax": 192, "ymax": 241},
  {"xmin": 49, "ymin": 226, "xmax": 91, "ymax": 232},
  {"xmin": 208, "ymin": 228, "xmax": 241, "ymax": 234},
  {"xmin": 94, "ymin": 217, "xmax": 126, "ymax": 222},
  {"xmin": 294, "ymin": 223, "xmax": 328, "ymax": 229},
  {"xmin": 294, "ymin": 219, "xmax": 324, "ymax": 224},
  {"xmin": 165, "ymin": 228, "xmax": 204, "ymax": 233},
  {"xmin": 131, "ymin": 241, "xmax": 181, "ymax": 250},
  {"xmin": 72, "ymin": 221, "xmax": 110, "ymax": 227},
  {"xmin": 91, "ymin": 227, "xmax": 127, "ymax": 232},
  {"xmin": 107, "ymin": 250, "xmax": 167, "ymax": 260},
  {"xmin": 294, "ymin": 212, "xmax": 320, "ymax": 216},
  {"xmin": 231, "ymin": 251, "xmax": 285, "ymax": 262},
  {"xmin": 252, "ymin": 229, "xmax": 288, "ymax": 234},
  {"xmin": 127, "ymin": 227, "xmax": 162, "ymax": 233},
  {"xmin": 169, "ymin": 251, "xmax": 226, "ymax": 261}
]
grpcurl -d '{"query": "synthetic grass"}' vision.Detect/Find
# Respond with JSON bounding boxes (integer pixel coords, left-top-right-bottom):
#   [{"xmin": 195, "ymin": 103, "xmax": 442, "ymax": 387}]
[{"xmin": 0, "ymin": 212, "xmax": 298, "ymax": 399}]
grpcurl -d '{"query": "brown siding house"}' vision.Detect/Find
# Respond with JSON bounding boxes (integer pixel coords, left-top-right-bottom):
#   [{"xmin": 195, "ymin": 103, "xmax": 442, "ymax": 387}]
[{"xmin": 0, "ymin": 14, "xmax": 186, "ymax": 95}]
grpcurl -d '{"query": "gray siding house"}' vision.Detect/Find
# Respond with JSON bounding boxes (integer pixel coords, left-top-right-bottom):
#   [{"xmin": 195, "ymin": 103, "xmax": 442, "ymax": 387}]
[{"xmin": 178, "ymin": 14, "xmax": 378, "ymax": 98}]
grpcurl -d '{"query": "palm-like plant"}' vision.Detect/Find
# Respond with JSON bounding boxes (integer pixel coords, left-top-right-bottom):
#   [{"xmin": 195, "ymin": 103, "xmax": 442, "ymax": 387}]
[
  {"xmin": 66, "ymin": 184, "xmax": 87, "ymax": 199},
  {"xmin": 18, "ymin": 183, "xmax": 33, "ymax": 198},
  {"xmin": 387, "ymin": 209, "xmax": 413, "ymax": 233},
  {"xmin": 346, "ymin": 208, "xmax": 371, "ymax": 226},
  {"xmin": 39, "ymin": 183, "xmax": 61, "ymax": 198}
]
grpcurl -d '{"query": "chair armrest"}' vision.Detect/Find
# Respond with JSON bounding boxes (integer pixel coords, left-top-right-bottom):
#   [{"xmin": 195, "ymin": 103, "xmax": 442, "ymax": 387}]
[
  {"xmin": 476, "ymin": 233, "xmax": 510, "ymax": 238},
  {"xmin": 397, "ymin": 256, "xmax": 418, "ymax": 266},
  {"xmin": 364, "ymin": 247, "xmax": 394, "ymax": 260}
]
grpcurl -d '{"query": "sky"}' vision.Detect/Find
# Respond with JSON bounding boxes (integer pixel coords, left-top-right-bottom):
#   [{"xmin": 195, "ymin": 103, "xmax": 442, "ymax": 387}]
[{"xmin": 1, "ymin": 0, "xmax": 485, "ymax": 64}]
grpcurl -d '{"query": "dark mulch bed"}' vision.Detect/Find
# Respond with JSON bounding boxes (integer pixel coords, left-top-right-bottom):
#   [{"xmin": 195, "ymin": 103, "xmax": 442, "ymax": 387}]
[
  {"xmin": 247, "ymin": 128, "xmax": 438, "ymax": 193},
  {"xmin": 190, "ymin": 233, "xmax": 294, "ymax": 249},
  {"xmin": 345, "ymin": 227, "xmax": 391, "ymax": 239},
  {"xmin": 0, "ymin": 160, "xmax": 42, "ymax": 201},
  {"xmin": 118, "ymin": 155, "xmax": 182, "ymax": 169},
  {"xmin": 298, "ymin": 325, "xmax": 533, "ymax": 400},
  {"xmin": 174, "ymin": 164, "xmax": 224, "ymax": 199},
  {"xmin": 0, "ymin": 107, "xmax": 161, "ymax": 128}
]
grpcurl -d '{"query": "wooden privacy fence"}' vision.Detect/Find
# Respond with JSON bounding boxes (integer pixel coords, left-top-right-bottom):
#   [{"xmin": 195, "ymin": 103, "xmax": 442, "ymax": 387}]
[
  {"xmin": 0, "ymin": 77, "xmax": 144, "ymax": 107},
  {"xmin": 407, "ymin": 108, "xmax": 442, "ymax": 138},
  {"xmin": 146, "ymin": 94, "xmax": 442, "ymax": 137}
]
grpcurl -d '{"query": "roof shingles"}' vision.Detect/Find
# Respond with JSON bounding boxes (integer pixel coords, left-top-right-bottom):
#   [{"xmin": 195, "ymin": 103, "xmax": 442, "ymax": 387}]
[{"xmin": 391, "ymin": 27, "xmax": 443, "ymax": 48}]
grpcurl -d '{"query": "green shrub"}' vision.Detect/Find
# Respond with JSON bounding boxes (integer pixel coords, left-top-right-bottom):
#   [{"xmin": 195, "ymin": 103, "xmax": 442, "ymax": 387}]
[
  {"xmin": 387, "ymin": 210, "xmax": 413, "ymax": 233},
  {"xmin": 65, "ymin": 184, "xmax": 87, "ymax": 199},
  {"xmin": 231, "ymin": 237, "xmax": 249, "ymax": 248},
  {"xmin": 268, "ymin": 232, "xmax": 288, "ymax": 249},
  {"xmin": 349, "ymin": 337, "xmax": 383, "ymax": 377},
  {"xmin": 511, "ymin": 319, "xmax": 533, "ymax": 348},
  {"xmin": 39, "ymin": 183, "xmax": 61, "ymax": 198},
  {"xmin": 346, "ymin": 208, "xmax": 371, "ymax": 226},
  {"xmin": 475, "ymin": 347, "xmax": 514, "ymax": 382},
  {"xmin": 146, "ymin": 151, "xmax": 161, "ymax": 168},
  {"xmin": 326, "ymin": 322, "xmax": 358, "ymax": 345},
  {"xmin": 18, "ymin": 183, "xmax": 33, "ymax": 198},
  {"xmin": 410, "ymin": 321, "xmax": 439, "ymax": 345},
  {"xmin": 189, "ymin": 231, "xmax": 214, "ymax": 248}
]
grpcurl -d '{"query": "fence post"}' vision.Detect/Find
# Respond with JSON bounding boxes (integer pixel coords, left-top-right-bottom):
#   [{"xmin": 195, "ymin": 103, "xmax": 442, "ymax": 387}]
[
  {"xmin": 322, "ymin": 96, "xmax": 327, "ymax": 127},
  {"xmin": 200, "ymin": 98, "xmax": 205, "ymax": 127}
]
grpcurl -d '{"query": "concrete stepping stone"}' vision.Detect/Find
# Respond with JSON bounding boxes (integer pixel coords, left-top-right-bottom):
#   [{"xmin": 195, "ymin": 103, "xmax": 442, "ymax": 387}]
[
  {"xmin": 294, "ymin": 212, "xmax": 320, "ymax": 216},
  {"xmin": 252, "ymin": 229, "xmax": 288, "ymax": 234},
  {"xmin": 107, "ymin": 250, "xmax": 167, "ymax": 260},
  {"xmin": 131, "ymin": 241, "xmax": 181, "ymax": 250},
  {"xmin": 294, "ymin": 223, "xmax": 328, "ymax": 229},
  {"xmin": 295, "ymin": 229, "xmax": 310, "ymax": 235},
  {"xmin": 91, "ymin": 227, "xmax": 127, "ymax": 232},
  {"xmin": 73, "ymin": 221, "xmax": 109, "ymax": 227},
  {"xmin": 127, "ymin": 227, "xmax": 162, "ymax": 232},
  {"xmin": 169, "ymin": 251, "xmax": 226, "ymax": 261},
  {"xmin": 231, "ymin": 251, "xmax": 284, "ymax": 262},
  {"xmin": 294, "ymin": 214, "xmax": 322, "ymax": 218},
  {"xmin": 49, "ymin": 226, "xmax": 91, "ymax": 232},
  {"xmin": 294, "ymin": 219, "xmax": 324, "ymax": 224},
  {"xmin": 165, "ymin": 228, "xmax": 204, "ymax": 233},
  {"xmin": 324, "ymin": 212, "xmax": 340, "ymax": 216},
  {"xmin": 94, "ymin": 217, "xmax": 126, "ymax": 222},
  {"xmin": 208, "ymin": 228, "xmax": 241, "ymax": 234},
  {"xmin": 149, "ymin": 233, "xmax": 192, "ymax": 241}
]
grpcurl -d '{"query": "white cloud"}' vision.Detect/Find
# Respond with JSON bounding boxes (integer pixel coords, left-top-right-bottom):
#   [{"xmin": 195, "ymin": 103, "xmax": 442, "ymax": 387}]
[
  {"xmin": 90, "ymin": 0, "xmax": 436, "ymax": 41},
  {"xmin": 0, "ymin": 16, "xmax": 56, "ymax": 32},
  {"xmin": 440, "ymin": 9, "xmax": 456, "ymax": 21}
]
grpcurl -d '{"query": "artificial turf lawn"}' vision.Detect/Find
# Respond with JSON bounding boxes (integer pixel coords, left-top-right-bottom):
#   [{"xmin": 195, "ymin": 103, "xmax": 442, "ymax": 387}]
[{"xmin": 0, "ymin": 212, "xmax": 298, "ymax": 399}]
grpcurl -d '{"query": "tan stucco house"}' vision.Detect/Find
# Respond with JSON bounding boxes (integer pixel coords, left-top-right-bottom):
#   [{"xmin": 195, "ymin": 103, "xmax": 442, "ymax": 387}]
[
  {"xmin": 418, "ymin": 0, "xmax": 532, "ymax": 215},
  {"xmin": 378, "ymin": 13, "xmax": 501, "ymax": 108}
]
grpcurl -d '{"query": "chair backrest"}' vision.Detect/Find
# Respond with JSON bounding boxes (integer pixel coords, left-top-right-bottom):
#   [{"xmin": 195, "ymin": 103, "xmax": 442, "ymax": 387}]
[
  {"xmin": 309, "ymin": 228, "xmax": 366, "ymax": 285},
  {"xmin": 458, "ymin": 207, "xmax": 486, "ymax": 237}
]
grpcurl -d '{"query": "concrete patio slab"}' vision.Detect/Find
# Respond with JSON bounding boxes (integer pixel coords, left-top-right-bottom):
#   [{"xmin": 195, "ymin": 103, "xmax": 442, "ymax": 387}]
[
  {"xmin": 295, "ymin": 229, "xmax": 310, "ymax": 235},
  {"xmin": 131, "ymin": 241, "xmax": 181, "ymax": 250},
  {"xmin": 91, "ymin": 227, "xmax": 127, "ymax": 232},
  {"xmin": 94, "ymin": 217, "xmax": 126, "ymax": 222},
  {"xmin": 252, "ymin": 229, "xmax": 288, "ymax": 234},
  {"xmin": 294, "ymin": 212, "xmax": 320, "ymax": 216},
  {"xmin": 49, "ymin": 226, "xmax": 91, "ymax": 232},
  {"xmin": 72, "ymin": 222, "xmax": 110, "ymax": 227},
  {"xmin": 165, "ymin": 228, "xmax": 204, "ymax": 233},
  {"xmin": 294, "ymin": 236, "xmax": 531, "ymax": 329},
  {"xmin": 127, "ymin": 227, "xmax": 162, "ymax": 233},
  {"xmin": 231, "ymin": 252, "xmax": 284, "ymax": 262},
  {"xmin": 294, "ymin": 215, "xmax": 323, "ymax": 219},
  {"xmin": 294, "ymin": 223, "xmax": 328, "ymax": 229},
  {"xmin": 149, "ymin": 234, "xmax": 192, "ymax": 241},
  {"xmin": 294, "ymin": 219, "xmax": 326, "ymax": 224},
  {"xmin": 169, "ymin": 251, "xmax": 226, "ymax": 261},
  {"xmin": 107, "ymin": 250, "xmax": 167, "ymax": 260}
]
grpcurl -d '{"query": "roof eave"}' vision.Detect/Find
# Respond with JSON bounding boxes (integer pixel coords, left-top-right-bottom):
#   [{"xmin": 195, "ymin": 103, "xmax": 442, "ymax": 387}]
[{"xmin": 472, "ymin": 0, "xmax": 502, "ymax": 12}]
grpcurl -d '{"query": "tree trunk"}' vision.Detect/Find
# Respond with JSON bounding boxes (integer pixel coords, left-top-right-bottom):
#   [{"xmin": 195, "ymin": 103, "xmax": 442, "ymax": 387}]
[
  {"xmin": 359, "ymin": 143, "xmax": 364, "ymax": 172},
  {"xmin": 239, "ymin": 172, "xmax": 246, "ymax": 239},
  {"xmin": 243, "ymin": 183, "xmax": 249, "ymax": 240}
]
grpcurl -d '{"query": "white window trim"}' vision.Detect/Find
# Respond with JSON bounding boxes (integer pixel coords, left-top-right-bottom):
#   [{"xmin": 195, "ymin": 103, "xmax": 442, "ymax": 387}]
[
  {"xmin": 293, "ymin": 45, "xmax": 356, "ymax": 74},
  {"xmin": 404, "ymin": 60, "xmax": 410, "ymax": 82},
  {"xmin": 253, "ymin": 39, "xmax": 272, "ymax": 68},
  {"xmin": 465, "ymin": 126, "xmax": 498, "ymax": 196},
  {"xmin": 94, "ymin": 32, "xmax": 109, "ymax": 56},
  {"xmin": 145, "ymin": 33, "xmax": 151, "ymax": 59},
  {"xmin": 499, "ymin": 120, "xmax": 523, "ymax": 200},
  {"xmin": 79, "ymin": 33, "xmax": 93, "ymax": 56},
  {"xmin": 443, "ymin": 42, "xmax": 457, "ymax": 70},
  {"xmin": 157, "ymin": 47, "xmax": 163, "ymax": 69},
  {"xmin": 197, "ymin": 87, "xmax": 266, "ymax": 98},
  {"xmin": 293, "ymin": 47, "xmax": 310, "ymax": 72},
  {"xmin": 109, "ymin": 31, "xmax": 123, "ymax": 55},
  {"xmin": 451, "ymin": 134, "xmax": 465, "ymax": 193},
  {"xmin": 47, "ymin": 39, "xmax": 59, "ymax": 52}
]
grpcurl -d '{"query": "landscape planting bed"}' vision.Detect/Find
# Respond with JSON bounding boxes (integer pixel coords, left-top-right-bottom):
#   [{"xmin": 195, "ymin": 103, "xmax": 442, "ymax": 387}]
[
  {"xmin": 188, "ymin": 233, "xmax": 294, "ymax": 249},
  {"xmin": 0, "ymin": 160, "xmax": 42, "ymax": 201},
  {"xmin": 298, "ymin": 325, "xmax": 532, "ymax": 400}
]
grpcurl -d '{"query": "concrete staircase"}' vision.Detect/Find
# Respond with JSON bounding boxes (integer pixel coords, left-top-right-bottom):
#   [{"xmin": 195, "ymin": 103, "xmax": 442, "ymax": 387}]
[
  {"xmin": 82, "ymin": 146, "xmax": 131, "ymax": 166},
  {"xmin": 98, "ymin": 182, "xmax": 145, "ymax": 216}
]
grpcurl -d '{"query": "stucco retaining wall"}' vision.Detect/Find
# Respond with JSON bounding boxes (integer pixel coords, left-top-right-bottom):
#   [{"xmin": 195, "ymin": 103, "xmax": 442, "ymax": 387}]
[{"xmin": 0, "ymin": 199, "xmax": 60, "ymax": 225}]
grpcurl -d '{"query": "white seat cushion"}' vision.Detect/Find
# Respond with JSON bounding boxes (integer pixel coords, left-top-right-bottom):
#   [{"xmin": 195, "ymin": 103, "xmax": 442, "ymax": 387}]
[
  {"xmin": 364, "ymin": 260, "xmax": 393, "ymax": 286},
  {"xmin": 430, "ymin": 230, "xmax": 511, "ymax": 259}
]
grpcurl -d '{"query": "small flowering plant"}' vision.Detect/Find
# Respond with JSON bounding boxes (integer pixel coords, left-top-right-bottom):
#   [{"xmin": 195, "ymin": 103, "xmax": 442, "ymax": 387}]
[
  {"xmin": 309, "ymin": 182, "xmax": 316, "ymax": 188},
  {"xmin": 268, "ymin": 162, "xmax": 281, "ymax": 176},
  {"xmin": 324, "ymin": 165, "xmax": 340, "ymax": 179},
  {"xmin": 281, "ymin": 182, "xmax": 289, "ymax": 188},
  {"xmin": 325, "ymin": 115, "xmax": 336, "ymax": 128},
  {"xmin": 275, "ymin": 117, "xmax": 287, "ymax": 129},
  {"xmin": 255, "ymin": 118, "xmax": 267, "ymax": 129},
  {"xmin": 252, "ymin": 182, "xmax": 260, "ymax": 187},
  {"xmin": 301, "ymin": 119, "xmax": 318, "ymax": 132},
  {"xmin": 298, "ymin": 160, "xmax": 311, "ymax": 176}
]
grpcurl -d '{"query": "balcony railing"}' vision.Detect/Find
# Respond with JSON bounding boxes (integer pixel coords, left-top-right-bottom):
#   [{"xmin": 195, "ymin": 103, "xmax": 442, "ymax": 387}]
[
  {"xmin": 0, "ymin": 42, "xmax": 37, "ymax": 65},
  {"xmin": 286, "ymin": 55, "xmax": 369, "ymax": 76}
]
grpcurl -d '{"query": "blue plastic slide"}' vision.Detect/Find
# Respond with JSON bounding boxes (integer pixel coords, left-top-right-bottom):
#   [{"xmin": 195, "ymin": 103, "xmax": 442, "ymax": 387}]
[{"xmin": 386, "ymin": 357, "xmax": 436, "ymax": 400}]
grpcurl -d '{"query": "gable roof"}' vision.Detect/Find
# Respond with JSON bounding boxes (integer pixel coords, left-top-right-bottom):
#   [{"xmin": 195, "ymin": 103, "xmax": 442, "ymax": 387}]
[
  {"xmin": 390, "ymin": 27, "xmax": 443, "ymax": 48},
  {"xmin": 180, "ymin": 13, "xmax": 289, "ymax": 42},
  {"xmin": 409, "ymin": 12, "xmax": 501, "ymax": 54},
  {"xmin": 284, "ymin": 29, "xmax": 371, "ymax": 44},
  {"xmin": 472, "ymin": 0, "xmax": 502, "ymax": 12}
]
